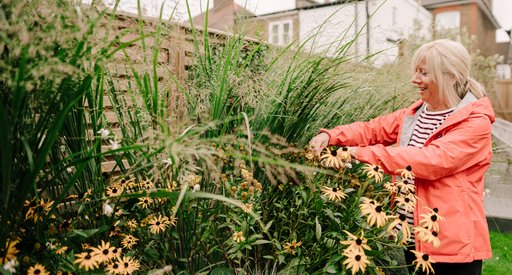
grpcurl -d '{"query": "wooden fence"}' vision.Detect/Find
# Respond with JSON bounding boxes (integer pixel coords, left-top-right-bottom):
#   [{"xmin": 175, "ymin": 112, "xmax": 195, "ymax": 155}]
[
  {"xmin": 95, "ymin": 12, "xmax": 258, "ymax": 172},
  {"xmin": 491, "ymin": 79, "xmax": 512, "ymax": 121}
]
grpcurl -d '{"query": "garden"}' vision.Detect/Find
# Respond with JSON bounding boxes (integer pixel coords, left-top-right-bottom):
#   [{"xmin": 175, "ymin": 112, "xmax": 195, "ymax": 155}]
[{"xmin": 0, "ymin": 0, "xmax": 506, "ymax": 274}]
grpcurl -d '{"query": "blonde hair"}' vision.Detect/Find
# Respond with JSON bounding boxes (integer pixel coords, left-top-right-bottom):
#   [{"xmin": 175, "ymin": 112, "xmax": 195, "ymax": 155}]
[{"xmin": 411, "ymin": 39, "xmax": 487, "ymax": 108}]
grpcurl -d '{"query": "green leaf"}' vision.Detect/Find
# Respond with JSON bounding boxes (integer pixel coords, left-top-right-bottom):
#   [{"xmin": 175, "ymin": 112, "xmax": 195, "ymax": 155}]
[
  {"xmin": 253, "ymin": 239, "xmax": 272, "ymax": 245},
  {"xmin": 315, "ymin": 216, "xmax": 322, "ymax": 241},
  {"xmin": 71, "ymin": 226, "xmax": 106, "ymax": 238}
]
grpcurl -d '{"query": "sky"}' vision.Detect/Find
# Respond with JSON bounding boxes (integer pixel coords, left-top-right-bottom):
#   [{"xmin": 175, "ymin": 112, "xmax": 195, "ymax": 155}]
[{"xmin": 89, "ymin": 0, "xmax": 511, "ymax": 41}]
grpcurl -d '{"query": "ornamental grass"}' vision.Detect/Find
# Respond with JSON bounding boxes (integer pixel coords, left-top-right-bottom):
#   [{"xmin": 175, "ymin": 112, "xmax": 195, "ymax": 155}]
[{"xmin": 1, "ymin": 0, "xmax": 488, "ymax": 274}]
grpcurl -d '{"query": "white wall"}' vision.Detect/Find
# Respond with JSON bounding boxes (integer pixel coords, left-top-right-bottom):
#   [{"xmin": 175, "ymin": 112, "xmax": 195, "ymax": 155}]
[{"xmin": 298, "ymin": 0, "xmax": 431, "ymax": 65}]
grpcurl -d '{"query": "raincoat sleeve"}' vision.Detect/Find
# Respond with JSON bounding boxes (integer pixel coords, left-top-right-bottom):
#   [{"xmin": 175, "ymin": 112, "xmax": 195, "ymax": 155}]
[
  {"xmin": 319, "ymin": 108, "xmax": 408, "ymax": 147},
  {"xmin": 354, "ymin": 113, "xmax": 493, "ymax": 180}
]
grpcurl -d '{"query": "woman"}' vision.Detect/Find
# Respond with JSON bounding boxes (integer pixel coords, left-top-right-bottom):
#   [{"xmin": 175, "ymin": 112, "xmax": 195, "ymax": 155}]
[{"xmin": 309, "ymin": 39, "xmax": 493, "ymax": 274}]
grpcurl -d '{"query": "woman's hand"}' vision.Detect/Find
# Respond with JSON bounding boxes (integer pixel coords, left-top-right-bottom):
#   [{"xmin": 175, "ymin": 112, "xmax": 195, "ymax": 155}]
[{"xmin": 308, "ymin": 132, "xmax": 330, "ymax": 157}]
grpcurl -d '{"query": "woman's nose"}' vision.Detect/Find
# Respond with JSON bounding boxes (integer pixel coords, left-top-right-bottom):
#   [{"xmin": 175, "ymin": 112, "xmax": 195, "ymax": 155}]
[{"xmin": 411, "ymin": 73, "xmax": 420, "ymax": 84}]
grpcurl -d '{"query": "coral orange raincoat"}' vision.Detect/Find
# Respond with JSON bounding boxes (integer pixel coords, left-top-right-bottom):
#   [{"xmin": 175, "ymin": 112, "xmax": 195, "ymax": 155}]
[{"xmin": 321, "ymin": 92, "xmax": 494, "ymax": 262}]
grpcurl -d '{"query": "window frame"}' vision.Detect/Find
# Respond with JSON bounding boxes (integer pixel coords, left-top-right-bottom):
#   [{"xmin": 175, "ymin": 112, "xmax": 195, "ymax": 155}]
[{"xmin": 268, "ymin": 19, "xmax": 293, "ymax": 46}]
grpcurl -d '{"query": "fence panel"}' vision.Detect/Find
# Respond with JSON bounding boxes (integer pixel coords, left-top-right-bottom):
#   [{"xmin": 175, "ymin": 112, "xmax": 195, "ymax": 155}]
[{"xmin": 492, "ymin": 79, "xmax": 512, "ymax": 121}]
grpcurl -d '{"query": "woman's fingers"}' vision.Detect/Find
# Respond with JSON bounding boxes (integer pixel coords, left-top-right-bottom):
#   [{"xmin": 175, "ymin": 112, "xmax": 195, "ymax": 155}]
[{"xmin": 309, "ymin": 133, "xmax": 329, "ymax": 157}]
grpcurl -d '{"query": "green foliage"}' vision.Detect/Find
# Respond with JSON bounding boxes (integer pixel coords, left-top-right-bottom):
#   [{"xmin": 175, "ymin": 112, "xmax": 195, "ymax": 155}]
[
  {"xmin": 2, "ymin": 0, "xmax": 498, "ymax": 274},
  {"xmin": 483, "ymin": 230, "xmax": 512, "ymax": 274}
]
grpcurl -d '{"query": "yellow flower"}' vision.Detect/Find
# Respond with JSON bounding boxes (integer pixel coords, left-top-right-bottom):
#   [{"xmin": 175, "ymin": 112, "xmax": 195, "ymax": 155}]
[
  {"xmin": 394, "ymin": 193, "xmax": 417, "ymax": 212},
  {"xmin": 242, "ymin": 203, "xmax": 253, "ymax": 213},
  {"xmin": 414, "ymin": 227, "xmax": 441, "ymax": 248},
  {"xmin": 139, "ymin": 179, "xmax": 154, "ymax": 190},
  {"xmin": 320, "ymin": 148, "xmax": 345, "ymax": 169},
  {"xmin": 395, "ymin": 165, "xmax": 415, "ymax": 179},
  {"xmin": 137, "ymin": 197, "xmax": 153, "ymax": 209},
  {"xmin": 359, "ymin": 198, "xmax": 388, "ymax": 227},
  {"xmin": 419, "ymin": 208, "xmax": 444, "ymax": 232},
  {"xmin": 1, "ymin": 239, "xmax": 19, "ymax": 264},
  {"xmin": 27, "ymin": 263, "xmax": 49, "ymax": 275},
  {"xmin": 106, "ymin": 185, "xmax": 124, "ymax": 197},
  {"xmin": 148, "ymin": 215, "xmax": 170, "ymax": 234},
  {"xmin": 125, "ymin": 219, "xmax": 138, "ymax": 231},
  {"xmin": 57, "ymin": 271, "xmax": 73, "ymax": 275},
  {"xmin": 117, "ymin": 256, "xmax": 140, "ymax": 274},
  {"xmin": 232, "ymin": 231, "xmax": 245, "ymax": 243},
  {"xmin": 363, "ymin": 164, "xmax": 384, "ymax": 183},
  {"xmin": 117, "ymin": 176, "xmax": 137, "ymax": 189},
  {"xmin": 340, "ymin": 231, "xmax": 371, "ymax": 253},
  {"xmin": 74, "ymin": 252, "xmax": 100, "ymax": 271},
  {"xmin": 321, "ymin": 186, "xmax": 347, "ymax": 202},
  {"xmin": 396, "ymin": 179, "xmax": 415, "ymax": 194},
  {"xmin": 411, "ymin": 250, "xmax": 435, "ymax": 274},
  {"xmin": 105, "ymin": 261, "xmax": 125, "ymax": 274},
  {"xmin": 387, "ymin": 214, "xmax": 412, "ymax": 243},
  {"xmin": 342, "ymin": 248, "xmax": 371, "ymax": 275},
  {"xmin": 283, "ymin": 240, "xmax": 302, "ymax": 255},
  {"xmin": 338, "ymin": 147, "xmax": 355, "ymax": 161},
  {"xmin": 55, "ymin": 246, "xmax": 68, "ymax": 255},
  {"xmin": 24, "ymin": 198, "xmax": 54, "ymax": 222},
  {"xmin": 383, "ymin": 182, "xmax": 398, "ymax": 194},
  {"xmin": 169, "ymin": 216, "xmax": 178, "ymax": 226},
  {"xmin": 91, "ymin": 240, "xmax": 117, "ymax": 263},
  {"xmin": 121, "ymin": 235, "xmax": 139, "ymax": 249}
]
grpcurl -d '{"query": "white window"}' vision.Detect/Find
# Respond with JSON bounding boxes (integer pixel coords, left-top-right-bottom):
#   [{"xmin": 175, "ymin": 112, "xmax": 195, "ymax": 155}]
[
  {"xmin": 496, "ymin": 64, "xmax": 511, "ymax": 79},
  {"xmin": 269, "ymin": 20, "xmax": 293, "ymax": 46},
  {"xmin": 435, "ymin": 11, "xmax": 460, "ymax": 30}
]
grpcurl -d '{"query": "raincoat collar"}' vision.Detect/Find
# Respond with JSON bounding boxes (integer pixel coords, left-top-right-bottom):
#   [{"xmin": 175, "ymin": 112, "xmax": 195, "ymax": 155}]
[{"xmin": 399, "ymin": 92, "xmax": 495, "ymax": 147}]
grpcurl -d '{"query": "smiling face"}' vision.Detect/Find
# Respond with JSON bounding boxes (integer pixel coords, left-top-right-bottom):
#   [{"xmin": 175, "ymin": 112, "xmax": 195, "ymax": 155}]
[{"xmin": 411, "ymin": 57, "xmax": 450, "ymax": 111}]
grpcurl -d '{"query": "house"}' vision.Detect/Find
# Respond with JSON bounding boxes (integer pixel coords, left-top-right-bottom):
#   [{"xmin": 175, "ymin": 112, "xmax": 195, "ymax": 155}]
[
  {"xmin": 192, "ymin": 0, "xmax": 255, "ymax": 34},
  {"xmin": 496, "ymin": 35, "xmax": 512, "ymax": 79},
  {"xmin": 421, "ymin": 0, "xmax": 500, "ymax": 57},
  {"xmin": 245, "ymin": 0, "xmax": 432, "ymax": 66}
]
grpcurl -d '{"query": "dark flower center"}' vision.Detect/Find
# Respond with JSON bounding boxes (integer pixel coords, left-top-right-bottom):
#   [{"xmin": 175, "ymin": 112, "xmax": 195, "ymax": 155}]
[
  {"xmin": 403, "ymin": 180, "xmax": 409, "ymax": 184},
  {"xmin": 373, "ymin": 166, "xmax": 380, "ymax": 172},
  {"xmin": 113, "ymin": 264, "xmax": 119, "ymax": 269},
  {"xmin": 330, "ymin": 150, "xmax": 337, "ymax": 156},
  {"xmin": 355, "ymin": 255, "xmax": 361, "ymax": 261},
  {"xmin": 85, "ymin": 254, "xmax": 92, "ymax": 260},
  {"xmin": 342, "ymin": 147, "xmax": 348, "ymax": 151},
  {"xmin": 370, "ymin": 200, "xmax": 375, "ymax": 205},
  {"xmin": 355, "ymin": 238, "xmax": 362, "ymax": 245},
  {"xmin": 144, "ymin": 199, "xmax": 148, "ymax": 203},
  {"xmin": 35, "ymin": 270, "xmax": 41, "ymax": 274},
  {"xmin": 432, "ymin": 231, "xmax": 438, "ymax": 237},
  {"xmin": 103, "ymin": 249, "xmax": 109, "ymax": 255},
  {"xmin": 121, "ymin": 179, "xmax": 126, "ymax": 184},
  {"xmin": 399, "ymin": 214, "xmax": 407, "ymax": 221},
  {"xmin": 332, "ymin": 187, "xmax": 338, "ymax": 192},
  {"xmin": 156, "ymin": 221, "xmax": 161, "ymax": 226},
  {"xmin": 406, "ymin": 165, "xmax": 412, "ymax": 171},
  {"xmin": 124, "ymin": 262, "xmax": 129, "ymax": 268},
  {"xmin": 404, "ymin": 198, "xmax": 410, "ymax": 203},
  {"xmin": 61, "ymin": 221, "xmax": 70, "ymax": 229},
  {"xmin": 375, "ymin": 206, "xmax": 382, "ymax": 213},
  {"xmin": 433, "ymin": 208, "xmax": 439, "ymax": 213},
  {"xmin": 112, "ymin": 188, "xmax": 118, "ymax": 193},
  {"xmin": 430, "ymin": 215, "xmax": 438, "ymax": 222},
  {"xmin": 113, "ymin": 248, "xmax": 118, "ymax": 254},
  {"xmin": 422, "ymin": 254, "xmax": 429, "ymax": 261}
]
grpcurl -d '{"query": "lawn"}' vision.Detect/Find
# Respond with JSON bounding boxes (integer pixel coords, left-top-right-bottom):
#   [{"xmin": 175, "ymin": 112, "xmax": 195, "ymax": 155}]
[{"xmin": 483, "ymin": 230, "xmax": 512, "ymax": 274}]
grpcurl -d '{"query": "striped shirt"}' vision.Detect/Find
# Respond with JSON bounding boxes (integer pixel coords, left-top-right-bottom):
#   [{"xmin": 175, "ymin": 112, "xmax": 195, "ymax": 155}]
[{"xmin": 395, "ymin": 106, "xmax": 455, "ymax": 242}]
